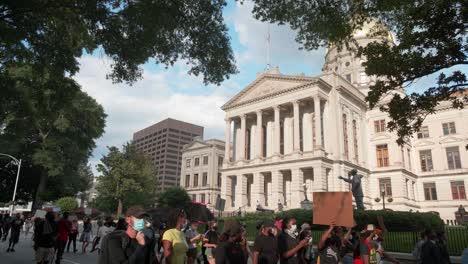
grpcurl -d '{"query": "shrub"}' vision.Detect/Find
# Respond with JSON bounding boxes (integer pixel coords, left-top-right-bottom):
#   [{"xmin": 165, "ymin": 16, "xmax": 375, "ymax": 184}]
[{"xmin": 55, "ymin": 196, "xmax": 78, "ymax": 214}]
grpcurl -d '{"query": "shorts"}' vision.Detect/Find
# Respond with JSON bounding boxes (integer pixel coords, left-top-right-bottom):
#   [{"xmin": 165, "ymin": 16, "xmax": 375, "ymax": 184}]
[
  {"xmin": 80, "ymin": 232, "xmax": 92, "ymax": 242},
  {"xmin": 187, "ymin": 248, "xmax": 197, "ymax": 259},
  {"xmin": 205, "ymin": 248, "xmax": 215, "ymax": 259},
  {"xmin": 35, "ymin": 247, "xmax": 55, "ymax": 262}
]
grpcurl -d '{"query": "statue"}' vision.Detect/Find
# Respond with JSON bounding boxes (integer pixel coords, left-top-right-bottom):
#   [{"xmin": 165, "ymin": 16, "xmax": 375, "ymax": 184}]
[
  {"xmin": 338, "ymin": 169, "xmax": 365, "ymax": 210},
  {"xmin": 458, "ymin": 205, "xmax": 466, "ymax": 224}
]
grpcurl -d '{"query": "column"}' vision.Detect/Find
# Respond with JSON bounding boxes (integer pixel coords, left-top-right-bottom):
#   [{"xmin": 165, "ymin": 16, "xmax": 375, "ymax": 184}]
[
  {"xmin": 291, "ymin": 168, "xmax": 304, "ymax": 206},
  {"xmin": 253, "ymin": 172, "xmax": 265, "ymax": 207},
  {"xmin": 271, "ymin": 170, "xmax": 284, "ymax": 208},
  {"xmin": 256, "ymin": 110, "xmax": 263, "ymax": 159},
  {"xmin": 312, "ymin": 166, "xmax": 327, "ymax": 192},
  {"xmin": 293, "ymin": 101, "xmax": 300, "ymax": 152},
  {"xmin": 235, "ymin": 174, "xmax": 247, "ymax": 209},
  {"xmin": 239, "ymin": 114, "xmax": 246, "ymax": 160},
  {"xmin": 314, "ymin": 96, "xmax": 323, "ymax": 150},
  {"xmin": 220, "ymin": 173, "xmax": 231, "ymax": 209},
  {"xmin": 274, "ymin": 106, "xmax": 281, "ymax": 156},
  {"xmin": 224, "ymin": 118, "xmax": 231, "ymax": 163}
]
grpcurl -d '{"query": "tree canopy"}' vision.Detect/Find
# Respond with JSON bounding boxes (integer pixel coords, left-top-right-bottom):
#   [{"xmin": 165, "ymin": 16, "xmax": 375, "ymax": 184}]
[
  {"xmin": 56, "ymin": 196, "xmax": 78, "ymax": 214},
  {"xmin": 157, "ymin": 186, "xmax": 191, "ymax": 209},
  {"xmin": 0, "ymin": 0, "xmax": 237, "ymax": 85},
  {"xmin": 251, "ymin": 0, "xmax": 467, "ymax": 144},
  {"xmin": 95, "ymin": 143, "xmax": 157, "ymax": 215}
]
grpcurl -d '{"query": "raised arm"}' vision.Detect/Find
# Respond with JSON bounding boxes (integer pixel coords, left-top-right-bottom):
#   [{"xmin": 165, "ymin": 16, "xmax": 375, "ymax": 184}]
[
  {"xmin": 318, "ymin": 223, "xmax": 335, "ymax": 250},
  {"xmin": 338, "ymin": 176, "xmax": 353, "ymax": 184}
]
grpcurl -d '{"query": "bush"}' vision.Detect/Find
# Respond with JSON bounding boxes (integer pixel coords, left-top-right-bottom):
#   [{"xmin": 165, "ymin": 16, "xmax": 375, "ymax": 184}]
[
  {"xmin": 229, "ymin": 209, "xmax": 444, "ymax": 232},
  {"xmin": 55, "ymin": 196, "xmax": 78, "ymax": 214}
]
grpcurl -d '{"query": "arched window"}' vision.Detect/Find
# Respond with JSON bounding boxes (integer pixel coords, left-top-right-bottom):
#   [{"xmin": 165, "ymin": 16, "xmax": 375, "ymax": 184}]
[
  {"xmin": 352, "ymin": 120, "xmax": 358, "ymax": 162},
  {"xmin": 343, "ymin": 114, "xmax": 349, "ymax": 159}
]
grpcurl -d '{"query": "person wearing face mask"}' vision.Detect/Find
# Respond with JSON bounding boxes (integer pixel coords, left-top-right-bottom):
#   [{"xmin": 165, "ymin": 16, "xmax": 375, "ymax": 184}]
[
  {"xmin": 215, "ymin": 222, "xmax": 247, "ymax": 264},
  {"xmin": 203, "ymin": 221, "xmax": 220, "ymax": 264},
  {"xmin": 278, "ymin": 217, "xmax": 309, "ymax": 264},
  {"xmin": 98, "ymin": 206, "xmax": 148, "ymax": 264},
  {"xmin": 253, "ymin": 219, "xmax": 279, "ymax": 264},
  {"xmin": 318, "ymin": 223, "xmax": 341, "ymax": 264}
]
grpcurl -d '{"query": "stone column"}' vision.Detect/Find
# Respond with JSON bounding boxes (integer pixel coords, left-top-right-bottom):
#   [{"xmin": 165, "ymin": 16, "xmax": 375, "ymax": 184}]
[
  {"xmin": 256, "ymin": 110, "xmax": 263, "ymax": 159},
  {"xmin": 224, "ymin": 118, "xmax": 231, "ymax": 163},
  {"xmin": 235, "ymin": 174, "xmax": 247, "ymax": 209},
  {"xmin": 293, "ymin": 100, "xmax": 301, "ymax": 152},
  {"xmin": 274, "ymin": 106, "xmax": 281, "ymax": 156},
  {"xmin": 239, "ymin": 114, "xmax": 246, "ymax": 160},
  {"xmin": 291, "ymin": 168, "xmax": 304, "ymax": 207},
  {"xmin": 271, "ymin": 170, "xmax": 284, "ymax": 208},
  {"xmin": 220, "ymin": 173, "xmax": 231, "ymax": 209},
  {"xmin": 253, "ymin": 172, "xmax": 265, "ymax": 207},
  {"xmin": 314, "ymin": 96, "xmax": 323, "ymax": 151}
]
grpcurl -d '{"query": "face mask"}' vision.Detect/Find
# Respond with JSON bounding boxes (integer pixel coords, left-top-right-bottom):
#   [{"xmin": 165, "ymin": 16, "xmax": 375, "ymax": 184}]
[
  {"xmin": 290, "ymin": 224, "xmax": 297, "ymax": 233},
  {"xmin": 133, "ymin": 218, "xmax": 145, "ymax": 231}
]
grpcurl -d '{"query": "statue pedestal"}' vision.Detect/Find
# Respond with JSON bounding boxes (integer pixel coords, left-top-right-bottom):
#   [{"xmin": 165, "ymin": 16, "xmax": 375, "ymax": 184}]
[{"xmin": 300, "ymin": 200, "xmax": 313, "ymax": 210}]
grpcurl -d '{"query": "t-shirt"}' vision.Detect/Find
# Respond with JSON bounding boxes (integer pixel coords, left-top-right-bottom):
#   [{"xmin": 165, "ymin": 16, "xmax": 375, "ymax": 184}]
[
  {"xmin": 214, "ymin": 241, "xmax": 246, "ymax": 264},
  {"xmin": 184, "ymin": 227, "xmax": 199, "ymax": 249},
  {"xmin": 254, "ymin": 233, "xmax": 278, "ymax": 264},
  {"xmin": 162, "ymin": 228, "xmax": 188, "ymax": 264},
  {"xmin": 360, "ymin": 240, "xmax": 377, "ymax": 264},
  {"xmin": 278, "ymin": 232, "xmax": 300, "ymax": 264},
  {"xmin": 318, "ymin": 245, "xmax": 339, "ymax": 264},
  {"xmin": 204, "ymin": 230, "xmax": 219, "ymax": 254},
  {"xmin": 57, "ymin": 219, "xmax": 72, "ymax": 241},
  {"xmin": 10, "ymin": 218, "xmax": 24, "ymax": 233}
]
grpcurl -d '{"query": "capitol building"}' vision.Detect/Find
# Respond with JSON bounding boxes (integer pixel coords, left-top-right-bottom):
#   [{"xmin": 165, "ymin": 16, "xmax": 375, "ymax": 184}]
[{"xmin": 217, "ymin": 24, "xmax": 468, "ymax": 222}]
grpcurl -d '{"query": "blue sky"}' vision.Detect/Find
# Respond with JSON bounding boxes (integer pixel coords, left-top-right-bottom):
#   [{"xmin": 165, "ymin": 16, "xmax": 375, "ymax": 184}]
[{"xmin": 73, "ymin": 1, "xmax": 466, "ymax": 173}]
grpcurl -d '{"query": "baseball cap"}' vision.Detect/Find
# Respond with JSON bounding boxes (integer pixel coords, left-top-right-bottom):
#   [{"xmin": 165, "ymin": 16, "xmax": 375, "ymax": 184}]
[{"xmin": 126, "ymin": 206, "xmax": 148, "ymax": 218}]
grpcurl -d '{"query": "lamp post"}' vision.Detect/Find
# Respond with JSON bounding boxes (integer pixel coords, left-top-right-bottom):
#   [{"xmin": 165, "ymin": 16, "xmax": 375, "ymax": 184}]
[
  {"xmin": 375, "ymin": 190, "xmax": 393, "ymax": 210},
  {"xmin": 0, "ymin": 153, "xmax": 22, "ymax": 216}
]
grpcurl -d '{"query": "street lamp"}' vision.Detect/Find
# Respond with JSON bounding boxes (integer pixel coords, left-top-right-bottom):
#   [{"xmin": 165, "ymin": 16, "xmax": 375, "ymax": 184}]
[
  {"xmin": 0, "ymin": 153, "xmax": 22, "ymax": 216},
  {"xmin": 374, "ymin": 190, "xmax": 393, "ymax": 210}
]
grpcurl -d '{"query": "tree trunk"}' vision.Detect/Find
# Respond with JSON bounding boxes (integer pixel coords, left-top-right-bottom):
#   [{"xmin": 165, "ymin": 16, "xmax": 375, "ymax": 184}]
[
  {"xmin": 117, "ymin": 198, "xmax": 123, "ymax": 216},
  {"xmin": 34, "ymin": 173, "xmax": 48, "ymax": 210}
]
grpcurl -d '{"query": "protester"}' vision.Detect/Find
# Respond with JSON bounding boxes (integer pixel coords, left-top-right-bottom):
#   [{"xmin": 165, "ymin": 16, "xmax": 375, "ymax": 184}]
[
  {"xmin": 34, "ymin": 212, "xmax": 58, "ymax": 264},
  {"xmin": 0, "ymin": 214, "xmax": 3, "ymax": 239},
  {"xmin": 185, "ymin": 221, "xmax": 203, "ymax": 264},
  {"xmin": 80, "ymin": 217, "xmax": 93, "ymax": 253},
  {"xmin": 56, "ymin": 212, "xmax": 72, "ymax": 263},
  {"xmin": 253, "ymin": 219, "xmax": 279, "ymax": 264},
  {"xmin": 298, "ymin": 223, "xmax": 315, "ymax": 264},
  {"xmin": 340, "ymin": 228, "xmax": 356, "ymax": 264},
  {"xmin": 67, "ymin": 218, "xmax": 79, "ymax": 253},
  {"xmin": 240, "ymin": 222, "xmax": 253, "ymax": 260},
  {"xmin": 25, "ymin": 216, "xmax": 32, "ymax": 238},
  {"xmin": 116, "ymin": 218, "xmax": 127, "ymax": 230},
  {"xmin": 98, "ymin": 206, "xmax": 149, "ymax": 264},
  {"xmin": 277, "ymin": 217, "xmax": 309, "ymax": 264},
  {"xmin": 142, "ymin": 218, "xmax": 161, "ymax": 264},
  {"xmin": 203, "ymin": 221, "xmax": 219, "ymax": 264},
  {"xmin": 162, "ymin": 208, "xmax": 189, "ymax": 264},
  {"xmin": 412, "ymin": 231, "xmax": 427, "ymax": 264},
  {"xmin": 421, "ymin": 231, "xmax": 442, "ymax": 264},
  {"xmin": 318, "ymin": 223, "xmax": 341, "ymax": 264},
  {"xmin": 7, "ymin": 213, "xmax": 24, "ymax": 252},
  {"xmin": 96, "ymin": 216, "xmax": 116, "ymax": 254},
  {"xmin": 92, "ymin": 218, "xmax": 104, "ymax": 252},
  {"xmin": 215, "ymin": 221, "xmax": 247, "ymax": 264},
  {"xmin": 2, "ymin": 214, "xmax": 11, "ymax": 241},
  {"xmin": 436, "ymin": 231, "xmax": 451, "ymax": 264}
]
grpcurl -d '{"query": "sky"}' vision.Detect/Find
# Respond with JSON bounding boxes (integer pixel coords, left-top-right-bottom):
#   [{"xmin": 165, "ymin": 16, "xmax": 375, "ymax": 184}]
[{"xmin": 73, "ymin": 1, "xmax": 466, "ymax": 174}]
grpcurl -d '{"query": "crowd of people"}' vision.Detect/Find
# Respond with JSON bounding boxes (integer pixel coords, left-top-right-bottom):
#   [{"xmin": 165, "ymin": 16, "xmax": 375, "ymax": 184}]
[{"xmin": 0, "ymin": 209, "xmax": 464, "ymax": 264}]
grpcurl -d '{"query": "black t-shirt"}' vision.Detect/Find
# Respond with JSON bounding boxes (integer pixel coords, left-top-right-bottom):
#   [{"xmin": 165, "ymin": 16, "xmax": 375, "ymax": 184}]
[
  {"xmin": 278, "ymin": 232, "xmax": 300, "ymax": 264},
  {"xmin": 205, "ymin": 230, "xmax": 219, "ymax": 245},
  {"xmin": 319, "ymin": 244, "xmax": 339, "ymax": 264},
  {"xmin": 11, "ymin": 219, "xmax": 23, "ymax": 233},
  {"xmin": 214, "ymin": 240, "xmax": 246, "ymax": 264},
  {"xmin": 254, "ymin": 233, "xmax": 278, "ymax": 264}
]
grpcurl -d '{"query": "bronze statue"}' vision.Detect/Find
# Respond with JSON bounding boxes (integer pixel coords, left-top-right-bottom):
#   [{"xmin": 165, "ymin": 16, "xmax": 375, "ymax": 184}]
[{"xmin": 338, "ymin": 169, "xmax": 365, "ymax": 210}]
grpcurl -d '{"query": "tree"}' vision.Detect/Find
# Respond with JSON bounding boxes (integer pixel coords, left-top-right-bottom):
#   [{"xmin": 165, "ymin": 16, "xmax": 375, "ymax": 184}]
[
  {"xmin": 96, "ymin": 143, "xmax": 157, "ymax": 215},
  {"xmin": 157, "ymin": 187, "xmax": 191, "ymax": 209},
  {"xmin": 0, "ymin": 0, "xmax": 236, "ymax": 85},
  {"xmin": 56, "ymin": 196, "xmax": 78, "ymax": 213},
  {"xmin": 251, "ymin": 0, "xmax": 467, "ymax": 144},
  {"xmin": 0, "ymin": 66, "xmax": 106, "ymax": 207}
]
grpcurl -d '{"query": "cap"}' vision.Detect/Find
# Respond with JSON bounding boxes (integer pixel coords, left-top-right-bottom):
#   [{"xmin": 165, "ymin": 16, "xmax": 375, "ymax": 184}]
[
  {"xmin": 225, "ymin": 222, "xmax": 243, "ymax": 237},
  {"xmin": 126, "ymin": 206, "xmax": 148, "ymax": 218}
]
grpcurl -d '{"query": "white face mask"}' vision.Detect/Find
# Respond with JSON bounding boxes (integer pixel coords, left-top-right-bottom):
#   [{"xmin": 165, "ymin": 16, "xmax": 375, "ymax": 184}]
[{"xmin": 290, "ymin": 224, "xmax": 297, "ymax": 233}]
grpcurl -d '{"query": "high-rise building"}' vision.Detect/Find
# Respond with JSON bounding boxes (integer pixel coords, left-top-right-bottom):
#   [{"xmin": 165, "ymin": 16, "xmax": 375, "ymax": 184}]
[{"xmin": 133, "ymin": 118, "xmax": 203, "ymax": 191}]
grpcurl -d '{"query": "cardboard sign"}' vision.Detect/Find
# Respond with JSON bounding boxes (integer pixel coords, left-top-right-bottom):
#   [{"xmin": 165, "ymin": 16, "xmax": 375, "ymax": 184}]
[
  {"xmin": 313, "ymin": 192, "xmax": 354, "ymax": 227},
  {"xmin": 34, "ymin": 210, "xmax": 46, "ymax": 218},
  {"xmin": 84, "ymin": 208, "xmax": 92, "ymax": 215}
]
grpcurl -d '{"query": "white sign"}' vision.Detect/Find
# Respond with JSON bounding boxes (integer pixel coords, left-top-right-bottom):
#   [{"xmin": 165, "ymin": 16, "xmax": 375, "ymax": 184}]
[
  {"xmin": 34, "ymin": 210, "xmax": 46, "ymax": 218},
  {"xmin": 84, "ymin": 208, "xmax": 92, "ymax": 215}
]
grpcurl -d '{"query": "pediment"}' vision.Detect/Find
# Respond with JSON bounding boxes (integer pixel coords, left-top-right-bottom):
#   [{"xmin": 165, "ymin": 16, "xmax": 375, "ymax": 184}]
[
  {"xmin": 183, "ymin": 141, "xmax": 209, "ymax": 150},
  {"xmin": 222, "ymin": 74, "xmax": 316, "ymax": 110},
  {"xmin": 414, "ymin": 140, "xmax": 436, "ymax": 147},
  {"xmin": 370, "ymin": 133, "xmax": 392, "ymax": 141},
  {"xmin": 440, "ymin": 136, "xmax": 463, "ymax": 144}
]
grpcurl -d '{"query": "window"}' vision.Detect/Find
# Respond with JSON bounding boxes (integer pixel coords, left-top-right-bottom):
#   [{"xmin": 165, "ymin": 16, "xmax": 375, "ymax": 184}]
[
  {"xmin": 359, "ymin": 71, "xmax": 368, "ymax": 84},
  {"xmin": 376, "ymin": 144, "xmax": 389, "ymax": 167},
  {"xmin": 194, "ymin": 157, "xmax": 200, "ymax": 166},
  {"xmin": 442, "ymin": 122, "xmax": 456, "ymax": 135},
  {"xmin": 201, "ymin": 194, "xmax": 206, "ymax": 203},
  {"xmin": 419, "ymin": 150, "xmax": 433, "ymax": 172},
  {"xmin": 202, "ymin": 172, "xmax": 208, "ymax": 186},
  {"xmin": 193, "ymin": 174, "xmax": 199, "ymax": 187},
  {"xmin": 185, "ymin": 159, "xmax": 191, "ymax": 168},
  {"xmin": 352, "ymin": 120, "xmax": 358, "ymax": 162},
  {"xmin": 203, "ymin": 156, "xmax": 208, "ymax": 165},
  {"xmin": 424, "ymin": 183, "xmax": 438, "ymax": 200},
  {"xmin": 345, "ymin": 74, "xmax": 352, "ymax": 82},
  {"xmin": 218, "ymin": 156, "xmax": 224, "ymax": 166},
  {"xmin": 343, "ymin": 114, "xmax": 349, "ymax": 159},
  {"xmin": 185, "ymin": 175, "xmax": 190, "ymax": 187},
  {"xmin": 379, "ymin": 178, "xmax": 392, "ymax": 196},
  {"xmin": 217, "ymin": 173, "xmax": 222, "ymax": 187},
  {"xmin": 192, "ymin": 195, "xmax": 196, "ymax": 201},
  {"xmin": 417, "ymin": 126, "xmax": 430, "ymax": 139},
  {"xmin": 446, "ymin": 146, "xmax": 461, "ymax": 169},
  {"xmin": 374, "ymin": 119, "xmax": 386, "ymax": 133},
  {"xmin": 401, "ymin": 148, "xmax": 405, "ymax": 168},
  {"xmin": 407, "ymin": 148, "xmax": 412, "ymax": 170},
  {"xmin": 451, "ymin": 181, "xmax": 466, "ymax": 200}
]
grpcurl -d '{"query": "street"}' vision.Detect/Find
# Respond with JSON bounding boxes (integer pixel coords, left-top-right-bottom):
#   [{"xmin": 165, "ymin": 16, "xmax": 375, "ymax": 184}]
[{"xmin": 0, "ymin": 235, "xmax": 98, "ymax": 264}]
